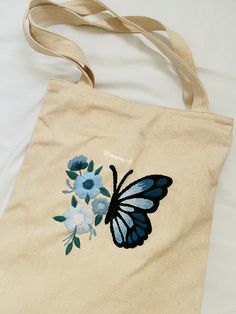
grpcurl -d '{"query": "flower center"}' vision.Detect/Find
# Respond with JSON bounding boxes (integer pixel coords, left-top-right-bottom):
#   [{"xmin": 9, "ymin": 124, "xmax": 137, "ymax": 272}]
[
  {"xmin": 75, "ymin": 161, "xmax": 82, "ymax": 168},
  {"xmin": 73, "ymin": 213, "xmax": 84, "ymax": 226},
  {"xmin": 98, "ymin": 203, "xmax": 105, "ymax": 209},
  {"xmin": 83, "ymin": 179, "xmax": 94, "ymax": 190}
]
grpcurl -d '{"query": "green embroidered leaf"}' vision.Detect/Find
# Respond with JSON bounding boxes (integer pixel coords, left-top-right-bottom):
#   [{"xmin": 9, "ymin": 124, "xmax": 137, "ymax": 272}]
[
  {"xmin": 85, "ymin": 194, "xmax": 90, "ymax": 204},
  {"xmin": 95, "ymin": 214, "xmax": 103, "ymax": 226},
  {"xmin": 66, "ymin": 170, "xmax": 78, "ymax": 180},
  {"xmin": 100, "ymin": 187, "xmax": 111, "ymax": 197},
  {"xmin": 81, "ymin": 162, "xmax": 88, "ymax": 169},
  {"xmin": 74, "ymin": 237, "xmax": 81, "ymax": 248},
  {"xmin": 87, "ymin": 160, "xmax": 94, "ymax": 172},
  {"xmin": 95, "ymin": 166, "xmax": 103, "ymax": 175},
  {"xmin": 71, "ymin": 196, "xmax": 78, "ymax": 207},
  {"xmin": 53, "ymin": 216, "xmax": 66, "ymax": 222},
  {"xmin": 65, "ymin": 242, "xmax": 73, "ymax": 255}
]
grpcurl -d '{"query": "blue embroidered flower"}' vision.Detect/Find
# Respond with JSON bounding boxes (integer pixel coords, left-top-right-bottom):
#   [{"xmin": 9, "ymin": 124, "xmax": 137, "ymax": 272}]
[
  {"xmin": 74, "ymin": 172, "xmax": 102, "ymax": 200},
  {"xmin": 92, "ymin": 198, "xmax": 109, "ymax": 215},
  {"xmin": 64, "ymin": 204, "xmax": 94, "ymax": 235},
  {"xmin": 68, "ymin": 155, "xmax": 88, "ymax": 171}
]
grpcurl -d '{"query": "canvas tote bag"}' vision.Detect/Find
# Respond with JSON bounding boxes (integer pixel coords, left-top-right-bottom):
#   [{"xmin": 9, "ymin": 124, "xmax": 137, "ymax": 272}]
[{"xmin": 0, "ymin": 0, "xmax": 233, "ymax": 313}]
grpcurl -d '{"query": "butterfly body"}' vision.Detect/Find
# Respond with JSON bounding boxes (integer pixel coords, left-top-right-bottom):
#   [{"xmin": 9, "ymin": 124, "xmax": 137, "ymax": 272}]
[
  {"xmin": 104, "ymin": 192, "xmax": 119, "ymax": 224},
  {"xmin": 105, "ymin": 166, "xmax": 173, "ymax": 249}
]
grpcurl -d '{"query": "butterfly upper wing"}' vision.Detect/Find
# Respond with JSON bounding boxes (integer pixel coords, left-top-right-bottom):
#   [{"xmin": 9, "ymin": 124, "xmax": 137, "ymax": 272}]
[
  {"xmin": 119, "ymin": 175, "xmax": 173, "ymax": 212},
  {"xmin": 109, "ymin": 175, "xmax": 173, "ymax": 249}
]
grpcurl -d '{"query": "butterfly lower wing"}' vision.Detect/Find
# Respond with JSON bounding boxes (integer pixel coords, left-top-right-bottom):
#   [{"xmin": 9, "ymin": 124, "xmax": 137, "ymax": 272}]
[{"xmin": 110, "ymin": 210, "xmax": 151, "ymax": 248}]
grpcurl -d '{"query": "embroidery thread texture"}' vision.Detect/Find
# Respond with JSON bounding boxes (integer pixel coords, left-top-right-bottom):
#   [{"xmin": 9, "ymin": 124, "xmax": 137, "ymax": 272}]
[
  {"xmin": 53, "ymin": 154, "xmax": 173, "ymax": 254},
  {"xmin": 53, "ymin": 155, "xmax": 110, "ymax": 255}
]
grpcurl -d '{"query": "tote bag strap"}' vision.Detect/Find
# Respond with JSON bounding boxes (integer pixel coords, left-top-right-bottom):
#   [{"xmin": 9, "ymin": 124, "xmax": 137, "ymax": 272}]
[
  {"xmin": 64, "ymin": 0, "xmax": 198, "ymax": 109},
  {"xmin": 24, "ymin": 0, "xmax": 197, "ymax": 102},
  {"xmin": 24, "ymin": 0, "xmax": 209, "ymax": 111},
  {"xmin": 25, "ymin": 0, "xmax": 198, "ymax": 109}
]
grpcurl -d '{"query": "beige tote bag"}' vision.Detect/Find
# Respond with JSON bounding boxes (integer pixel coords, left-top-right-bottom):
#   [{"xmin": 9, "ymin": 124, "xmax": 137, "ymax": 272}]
[{"xmin": 0, "ymin": 0, "xmax": 233, "ymax": 313}]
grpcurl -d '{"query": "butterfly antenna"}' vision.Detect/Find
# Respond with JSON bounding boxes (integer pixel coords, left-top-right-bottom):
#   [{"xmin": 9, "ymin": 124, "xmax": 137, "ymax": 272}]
[
  {"xmin": 109, "ymin": 165, "xmax": 118, "ymax": 192},
  {"xmin": 116, "ymin": 168, "xmax": 134, "ymax": 194}
]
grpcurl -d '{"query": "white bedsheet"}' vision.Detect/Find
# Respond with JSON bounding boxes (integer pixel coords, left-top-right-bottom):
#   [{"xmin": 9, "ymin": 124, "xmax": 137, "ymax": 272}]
[{"xmin": 0, "ymin": 0, "xmax": 235, "ymax": 313}]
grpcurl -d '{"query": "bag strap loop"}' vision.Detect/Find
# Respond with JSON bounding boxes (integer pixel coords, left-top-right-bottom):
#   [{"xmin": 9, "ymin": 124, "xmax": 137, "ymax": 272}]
[{"xmin": 24, "ymin": 0, "xmax": 209, "ymax": 111}]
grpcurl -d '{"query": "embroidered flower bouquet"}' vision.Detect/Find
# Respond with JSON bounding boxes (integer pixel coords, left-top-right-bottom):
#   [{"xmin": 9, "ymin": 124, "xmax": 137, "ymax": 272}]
[{"xmin": 53, "ymin": 155, "xmax": 111, "ymax": 255}]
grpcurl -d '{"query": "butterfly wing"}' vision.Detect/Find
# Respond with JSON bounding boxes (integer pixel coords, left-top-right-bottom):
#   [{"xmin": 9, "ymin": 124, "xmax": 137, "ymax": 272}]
[
  {"xmin": 110, "ymin": 210, "xmax": 152, "ymax": 248},
  {"xmin": 109, "ymin": 175, "xmax": 173, "ymax": 249}
]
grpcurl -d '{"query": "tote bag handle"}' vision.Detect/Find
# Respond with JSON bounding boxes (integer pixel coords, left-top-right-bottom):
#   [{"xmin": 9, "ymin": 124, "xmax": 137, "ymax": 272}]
[
  {"xmin": 24, "ymin": 0, "xmax": 209, "ymax": 111},
  {"xmin": 24, "ymin": 0, "xmax": 198, "ymax": 109}
]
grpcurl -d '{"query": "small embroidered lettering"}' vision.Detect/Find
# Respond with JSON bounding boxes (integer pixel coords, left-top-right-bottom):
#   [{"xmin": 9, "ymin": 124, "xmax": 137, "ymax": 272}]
[{"xmin": 104, "ymin": 150, "xmax": 133, "ymax": 165}]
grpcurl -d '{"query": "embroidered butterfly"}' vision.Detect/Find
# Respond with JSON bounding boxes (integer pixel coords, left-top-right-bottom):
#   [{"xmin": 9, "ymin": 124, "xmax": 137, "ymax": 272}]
[{"xmin": 105, "ymin": 165, "xmax": 173, "ymax": 249}]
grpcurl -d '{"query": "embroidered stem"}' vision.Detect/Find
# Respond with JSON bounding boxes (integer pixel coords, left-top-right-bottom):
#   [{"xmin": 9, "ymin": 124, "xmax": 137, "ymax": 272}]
[
  {"xmin": 64, "ymin": 236, "xmax": 73, "ymax": 246},
  {"xmin": 89, "ymin": 224, "xmax": 96, "ymax": 240},
  {"xmin": 62, "ymin": 233, "xmax": 73, "ymax": 242},
  {"xmin": 73, "ymin": 227, "xmax": 77, "ymax": 240},
  {"xmin": 63, "ymin": 227, "xmax": 77, "ymax": 246}
]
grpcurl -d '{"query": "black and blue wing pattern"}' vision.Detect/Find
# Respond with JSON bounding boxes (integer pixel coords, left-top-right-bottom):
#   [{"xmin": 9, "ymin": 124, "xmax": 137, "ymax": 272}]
[{"xmin": 105, "ymin": 170, "xmax": 173, "ymax": 249}]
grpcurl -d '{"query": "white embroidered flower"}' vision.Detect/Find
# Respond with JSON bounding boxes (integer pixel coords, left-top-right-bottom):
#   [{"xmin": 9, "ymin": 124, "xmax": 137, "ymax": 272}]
[{"xmin": 63, "ymin": 204, "xmax": 93, "ymax": 235}]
